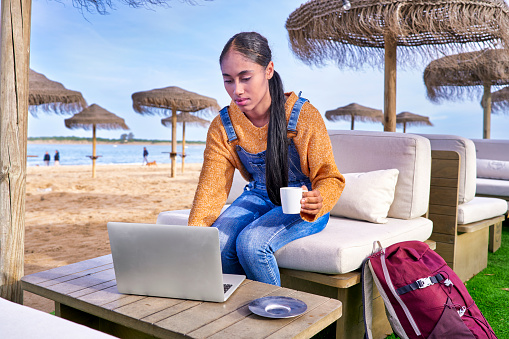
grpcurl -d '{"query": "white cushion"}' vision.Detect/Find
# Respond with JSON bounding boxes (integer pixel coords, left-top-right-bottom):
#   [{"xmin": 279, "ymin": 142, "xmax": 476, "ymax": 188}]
[
  {"xmin": 275, "ymin": 216, "xmax": 433, "ymax": 274},
  {"xmin": 0, "ymin": 298, "xmax": 115, "ymax": 339},
  {"xmin": 328, "ymin": 130, "xmax": 431, "ymax": 220},
  {"xmin": 156, "ymin": 209, "xmax": 433, "ymax": 274},
  {"xmin": 418, "ymin": 134, "xmax": 477, "ymax": 204},
  {"xmin": 330, "ymin": 169, "xmax": 399, "ymax": 224},
  {"xmin": 472, "ymin": 139, "xmax": 509, "ymax": 162},
  {"xmin": 457, "ymin": 197, "xmax": 508, "ymax": 224},
  {"xmin": 477, "ymin": 159, "xmax": 509, "ymax": 180},
  {"xmin": 476, "ymin": 178, "xmax": 509, "ymax": 198}
]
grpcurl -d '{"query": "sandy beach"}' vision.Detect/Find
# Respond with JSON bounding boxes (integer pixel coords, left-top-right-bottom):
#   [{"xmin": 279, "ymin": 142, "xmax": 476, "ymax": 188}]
[{"xmin": 24, "ymin": 163, "xmax": 201, "ymax": 313}]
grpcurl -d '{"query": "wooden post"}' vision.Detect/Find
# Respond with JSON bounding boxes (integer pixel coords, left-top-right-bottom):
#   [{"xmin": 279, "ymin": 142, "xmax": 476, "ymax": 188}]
[
  {"xmin": 171, "ymin": 107, "xmax": 177, "ymax": 178},
  {"xmin": 92, "ymin": 124, "xmax": 97, "ymax": 178},
  {"xmin": 181, "ymin": 122, "xmax": 186, "ymax": 174},
  {"xmin": 350, "ymin": 115, "xmax": 354, "ymax": 130},
  {"xmin": 0, "ymin": 0, "xmax": 32, "ymax": 303},
  {"xmin": 384, "ymin": 34, "xmax": 397, "ymax": 132},
  {"xmin": 482, "ymin": 83, "xmax": 491, "ymax": 139},
  {"xmin": 403, "ymin": 122, "xmax": 406, "ymax": 133}
]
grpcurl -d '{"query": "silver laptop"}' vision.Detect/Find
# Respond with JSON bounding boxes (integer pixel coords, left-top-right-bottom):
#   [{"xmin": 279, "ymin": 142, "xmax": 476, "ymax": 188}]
[{"xmin": 107, "ymin": 222, "xmax": 245, "ymax": 302}]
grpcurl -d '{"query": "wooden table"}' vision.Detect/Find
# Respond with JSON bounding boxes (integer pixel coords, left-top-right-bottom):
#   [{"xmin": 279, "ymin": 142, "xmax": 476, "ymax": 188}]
[{"xmin": 21, "ymin": 255, "xmax": 342, "ymax": 339}]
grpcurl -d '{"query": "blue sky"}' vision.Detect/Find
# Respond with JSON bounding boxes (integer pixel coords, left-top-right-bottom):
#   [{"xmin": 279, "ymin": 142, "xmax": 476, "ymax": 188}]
[{"xmin": 28, "ymin": 0, "xmax": 508, "ymax": 141}]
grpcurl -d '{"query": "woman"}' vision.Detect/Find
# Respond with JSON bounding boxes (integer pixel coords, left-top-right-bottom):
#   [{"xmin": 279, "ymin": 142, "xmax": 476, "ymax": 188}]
[{"xmin": 189, "ymin": 32, "xmax": 345, "ymax": 286}]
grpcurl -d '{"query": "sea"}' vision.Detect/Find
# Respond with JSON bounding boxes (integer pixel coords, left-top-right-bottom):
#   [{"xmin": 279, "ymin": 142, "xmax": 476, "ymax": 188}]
[{"xmin": 27, "ymin": 143, "xmax": 206, "ymax": 167}]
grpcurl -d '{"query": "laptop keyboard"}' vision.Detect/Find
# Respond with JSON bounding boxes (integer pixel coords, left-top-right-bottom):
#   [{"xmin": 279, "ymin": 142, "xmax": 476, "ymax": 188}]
[{"xmin": 223, "ymin": 283, "xmax": 233, "ymax": 294}]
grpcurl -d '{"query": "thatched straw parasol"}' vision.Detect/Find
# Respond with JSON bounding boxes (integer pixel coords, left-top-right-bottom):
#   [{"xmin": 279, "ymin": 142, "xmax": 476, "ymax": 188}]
[
  {"xmin": 424, "ymin": 49, "xmax": 509, "ymax": 139},
  {"xmin": 29, "ymin": 69, "xmax": 87, "ymax": 116},
  {"xmin": 396, "ymin": 111, "xmax": 433, "ymax": 133},
  {"xmin": 65, "ymin": 104, "xmax": 129, "ymax": 178},
  {"xmin": 490, "ymin": 86, "xmax": 509, "ymax": 114},
  {"xmin": 161, "ymin": 112, "xmax": 210, "ymax": 173},
  {"xmin": 286, "ymin": 0, "xmax": 509, "ymax": 132},
  {"xmin": 132, "ymin": 86, "xmax": 220, "ymax": 177},
  {"xmin": 325, "ymin": 103, "xmax": 382, "ymax": 130}
]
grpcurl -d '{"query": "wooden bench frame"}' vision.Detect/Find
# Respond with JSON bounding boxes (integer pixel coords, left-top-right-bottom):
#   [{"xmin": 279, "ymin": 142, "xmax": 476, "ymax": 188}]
[
  {"xmin": 280, "ymin": 240, "xmax": 436, "ymax": 339},
  {"xmin": 428, "ymin": 151, "xmax": 506, "ymax": 281}
]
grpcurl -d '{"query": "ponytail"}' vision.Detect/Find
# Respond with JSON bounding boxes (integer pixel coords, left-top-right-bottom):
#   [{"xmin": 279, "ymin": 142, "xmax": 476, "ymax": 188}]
[{"xmin": 266, "ymin": 70, "xmax": 288, "ymax": 205}]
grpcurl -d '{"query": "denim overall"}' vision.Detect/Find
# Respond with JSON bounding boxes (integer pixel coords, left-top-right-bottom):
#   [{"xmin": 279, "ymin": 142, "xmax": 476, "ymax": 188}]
[{"xmin": 213, "ymin": 96, "xmax": 330, "ymax": 286}]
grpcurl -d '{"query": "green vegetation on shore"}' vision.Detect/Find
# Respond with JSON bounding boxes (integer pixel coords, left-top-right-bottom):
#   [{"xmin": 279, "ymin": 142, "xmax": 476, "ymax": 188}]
[{"xmin": 28, "ymin": 136, "xmax": 205, "ymax": 145}]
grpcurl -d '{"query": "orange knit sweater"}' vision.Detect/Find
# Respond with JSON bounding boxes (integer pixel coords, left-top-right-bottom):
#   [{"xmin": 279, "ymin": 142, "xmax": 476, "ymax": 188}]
[{"xmin": 188, "ymin": 92, "xmax": 345, "ymax": 226}]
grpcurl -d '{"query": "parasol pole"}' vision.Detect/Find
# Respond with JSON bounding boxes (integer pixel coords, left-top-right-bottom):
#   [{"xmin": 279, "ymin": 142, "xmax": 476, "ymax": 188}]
[
  {"xmin": 181, "ymin": 122, "xmax": 186, "ymax": 174},
  {"xmin": 0, "ymin": 0, "xmax": 32, "ymax": 303},
  {"xmin": 92, "ymin": 124, "xmax": 97, "ymax": 178},
  {"xmin": 482, "ymin": 83, "xmax": 491, "ymax": 139},
  {"xmin": 171, "ymin": 107, "xmax": 177, "ymax": 177},
  {"xmin": 384, "ymin": 34, "xmax": 397, "ymax": 132},
  {"xmin": 403, "ymin": 122, "xmax": 407, "ymax": 133},
  {"xmin": 350, "ymin": 114, "xmax": 354, "ymax": 130}
]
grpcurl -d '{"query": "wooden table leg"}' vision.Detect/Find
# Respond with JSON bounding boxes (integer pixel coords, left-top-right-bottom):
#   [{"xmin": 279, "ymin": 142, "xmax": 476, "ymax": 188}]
[
  {"xmin": 55, "ymin": 302, "xmax": 154, "ymax": 338},
  {"xmin": 489, "ymin": 221, "xmax": 502, "ymax": 253}
]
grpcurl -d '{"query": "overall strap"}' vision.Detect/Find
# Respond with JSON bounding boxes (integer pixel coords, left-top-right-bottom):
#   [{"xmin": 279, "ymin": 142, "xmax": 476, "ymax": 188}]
[
  {"xmin": 219, "ymin": 106, "xmax": 238, "ymax": 143},
  {"xmin": 288, "ymin": 96, "xmax": 308, "ymax": 134}
]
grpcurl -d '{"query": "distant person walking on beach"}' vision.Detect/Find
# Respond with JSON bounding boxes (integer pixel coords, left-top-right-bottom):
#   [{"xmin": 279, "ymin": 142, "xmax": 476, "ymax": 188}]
[
  {"xmin": 143, "ymin": 147, "xmax": 149, "ymax": 165},
  {"xmin": 54, "ymin": 150, "xmax": 60, "ymax": 166},
  {"xmin": 43, "ymin": 152, "xmax": 50, "ymax": 166}
]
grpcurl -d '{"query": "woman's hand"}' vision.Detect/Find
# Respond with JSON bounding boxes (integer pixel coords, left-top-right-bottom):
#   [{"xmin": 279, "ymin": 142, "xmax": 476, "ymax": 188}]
[{"xmin": 300, "ymin": 186, "xmax": 323, "ymax": 216}]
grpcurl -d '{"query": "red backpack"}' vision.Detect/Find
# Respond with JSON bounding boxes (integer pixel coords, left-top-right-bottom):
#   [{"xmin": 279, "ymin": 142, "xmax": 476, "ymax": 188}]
[{"xmin": 362, "ymin": 240, "xmax": 497, "ymax": 339}]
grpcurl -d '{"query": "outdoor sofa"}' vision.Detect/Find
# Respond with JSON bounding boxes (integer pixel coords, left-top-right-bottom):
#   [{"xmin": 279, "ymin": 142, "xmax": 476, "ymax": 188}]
[
  {"xmin": 419, "ymin": 134, "xmax": 508, "ymax": 278},
  {"xmin": 157, "ymin": 129, "xmax": 434, "ymax": 339},
  {"xmin": 471, "ymin": 138, "xmax": 509, "ymax": 202}
]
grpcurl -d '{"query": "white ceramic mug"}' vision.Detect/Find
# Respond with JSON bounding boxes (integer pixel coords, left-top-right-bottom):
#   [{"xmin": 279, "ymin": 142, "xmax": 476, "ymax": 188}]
[{"xmin": 280, "ymin": 187, "xmax": 303, "ymax": 214}]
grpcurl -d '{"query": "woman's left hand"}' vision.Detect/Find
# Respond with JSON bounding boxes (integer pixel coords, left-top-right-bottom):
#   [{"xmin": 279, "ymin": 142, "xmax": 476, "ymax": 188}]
[{"xmin": 300, "ymin": 186, "xmax": 323, "ymax": 215}]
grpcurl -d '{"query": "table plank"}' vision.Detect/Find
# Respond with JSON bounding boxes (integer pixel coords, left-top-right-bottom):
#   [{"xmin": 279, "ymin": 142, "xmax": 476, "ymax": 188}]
[
  {"xmin": 187, "ymin": 286, "xmax": 297, "ymax": 338},
  {"xmin": 114, "ymin": 296, "xmax": 191, "ymax": 321},
  {"xmin": 39, "ymin": 264, "xmax": 114, "ymax": 288},
  {"xmin": 22, "ymin": 255, "xmax": 112, "ymax": 285},
  {"xmin": 69, "ymin": 280, "xmax": 118, "ymax": 299},
  {"xmin": 153, "ymin": 280, "xmax": 277, "ymax": 335},
  {"xmin": 40, "ymin": 268, "xmax": 116, "ymax": 295},
  {"xmin": 206, "ymin": 290, "xmax": 336, "ymax": 339}
]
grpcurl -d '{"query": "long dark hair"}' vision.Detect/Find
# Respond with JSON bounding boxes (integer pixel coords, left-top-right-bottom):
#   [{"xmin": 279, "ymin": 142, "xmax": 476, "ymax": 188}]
[{"xmin": 220, "ymin": 32, "xmax": 287, "ymax": 205}]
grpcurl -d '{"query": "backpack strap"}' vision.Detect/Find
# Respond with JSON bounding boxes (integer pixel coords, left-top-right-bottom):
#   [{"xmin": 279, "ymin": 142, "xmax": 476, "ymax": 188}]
[
  {"xmin": 362, "ymin": 257, "xmax": 375, "ymax": 339},
  {"xmin": 219, "ymin": 106, "xmax": 238, "ymax": 144},
  {"xmin": 396, "ymin": 273, "xmax": 446, "ymax": 295}
]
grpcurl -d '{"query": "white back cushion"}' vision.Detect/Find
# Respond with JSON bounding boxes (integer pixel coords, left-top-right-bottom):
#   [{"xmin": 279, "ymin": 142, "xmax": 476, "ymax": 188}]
[
  {"xmin": 328, "ymin": 130, "xmax": 431, "ymax": 220},
  {"xmin": 330, "ymin": 169, "xmax": 399, "ymax": 223},
  {"xmin": 419, "ymin": 134, "xmax": 476, "ymax": 204},
  {"xmin": 472, "ymin": 139, "xmax": 509, "ymax": 162}
]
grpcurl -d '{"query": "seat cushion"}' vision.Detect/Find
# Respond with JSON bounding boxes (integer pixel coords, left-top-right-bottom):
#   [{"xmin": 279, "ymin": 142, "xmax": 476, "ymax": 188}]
[
  {"xmin": 457, "ymin": 197, "xmax": 508, "ymax": 224},
  {"xmin": 275, "ymin": 216, "xmax": 433, "ymax": 274},
  {"xmin": 419, "ymin": 134, "xmax": 476, "ymax": 204},
  {"xmin": 156, "ymin": 209, "xmax": 433, "ymax": 274},
  {"xmin": 476, "ymin": 178, "xmax": 509, "ymax": 197},
  {"xmin": 0, "ymin": 298, "xmax": 116, "ymax": 339}
]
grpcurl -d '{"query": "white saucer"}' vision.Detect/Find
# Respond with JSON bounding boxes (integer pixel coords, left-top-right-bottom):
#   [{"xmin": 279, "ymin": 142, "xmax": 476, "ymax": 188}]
[{"xmin": 248, "ymin": 296, "xmax": 307, "ymax": 319}]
